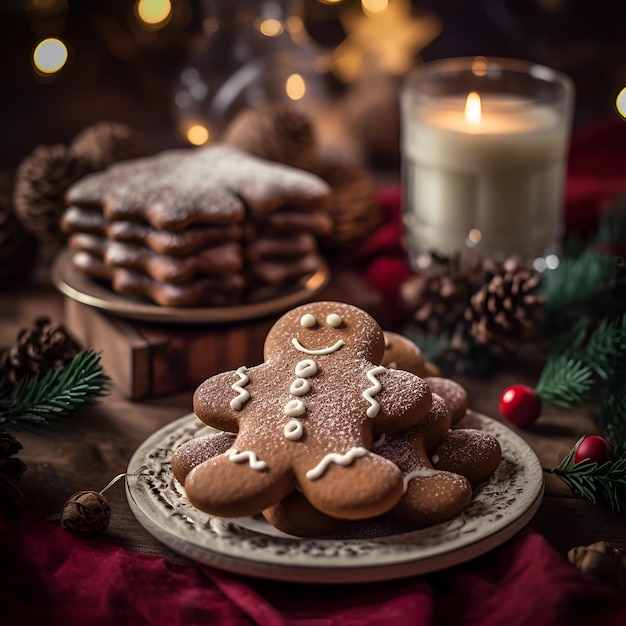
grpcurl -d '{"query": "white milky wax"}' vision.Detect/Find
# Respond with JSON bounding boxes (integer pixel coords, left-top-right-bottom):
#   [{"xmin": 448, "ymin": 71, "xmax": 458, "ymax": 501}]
[{"xmin": 402, "ymin": 95, "xmax": 570, "ymax": 259}]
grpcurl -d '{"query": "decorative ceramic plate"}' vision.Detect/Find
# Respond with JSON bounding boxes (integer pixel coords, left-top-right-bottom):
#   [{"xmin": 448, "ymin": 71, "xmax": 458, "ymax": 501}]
[
  {"xmin": 126, "ymin": 411, "xmax": 544, "ymax": 584},
  {"xmin": 51, "ymin": 248, "xmax": 330, "ymax": 324}
]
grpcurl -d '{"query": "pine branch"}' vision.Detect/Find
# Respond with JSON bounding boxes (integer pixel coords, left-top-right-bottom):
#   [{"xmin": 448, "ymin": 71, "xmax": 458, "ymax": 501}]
[
  {"xmin": 550, "ymin": 317, "xmax": 590, "ymax": 357},
  {"xmin": 593, "ymin": 195, "xmax": 626, "ymax": 247},
  {"xmin": 540, "ymin": 250, "xmax": 614, "ymax": 314},
  {"xmin": 550, "ymin": 439, "xmax": 626, "ymax": 512},
  {"xmin": 0, "ymin": 349, "xmax": 110, "ymax": 432},
  {"xmin": 535, "ymin": 354, "xmax": 595, "ymax": 408},
  {"xmin": 534, "ymin": 313, "xmax": 625, "ymax": 410},
  {"xmin": 583, "ymin": 314, "xmax": 626, "ymax": 380},
  {"xmin": 596, "ymin": 379, "xmax": 626, "ymax": 445}
]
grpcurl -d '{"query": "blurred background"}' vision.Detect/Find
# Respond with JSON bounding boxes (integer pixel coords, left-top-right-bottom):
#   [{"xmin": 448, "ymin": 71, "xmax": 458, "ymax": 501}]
[{"xmin": 1, "ymin": 0, "xmax": 625, "ymax": 172}]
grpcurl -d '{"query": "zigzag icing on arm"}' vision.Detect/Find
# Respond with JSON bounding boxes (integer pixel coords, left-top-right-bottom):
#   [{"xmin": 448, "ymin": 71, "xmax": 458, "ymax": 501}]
[
  {"xmin": 305, "ymin": 447, "xmax": 368, "ymax": 480},
  {"xmin": 402, "ymin": 468, "xmax": 438, "ymax": 493},
  {"xmin": 362, "ymin": 366, "xmax": 387, "ymax": 418},
  {"xmin": 230, "ymin": 366, "xmax": 250, "ymax": 410},
  {"xmin": 227, "ymin": 448, "xmax": 267, "ymax": 471}
]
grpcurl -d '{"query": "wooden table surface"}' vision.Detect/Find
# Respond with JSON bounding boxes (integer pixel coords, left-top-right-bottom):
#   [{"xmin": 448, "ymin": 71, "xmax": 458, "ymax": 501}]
[{"xmin": 2, "ymin": 266, "xmax": 625, "ymax": 568}]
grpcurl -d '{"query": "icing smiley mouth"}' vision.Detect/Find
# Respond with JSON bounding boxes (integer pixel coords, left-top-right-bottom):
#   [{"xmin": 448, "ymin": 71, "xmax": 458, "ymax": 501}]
[{"xmin": 291, "ymin": 338, "xmax": 344, "ymax": 355}]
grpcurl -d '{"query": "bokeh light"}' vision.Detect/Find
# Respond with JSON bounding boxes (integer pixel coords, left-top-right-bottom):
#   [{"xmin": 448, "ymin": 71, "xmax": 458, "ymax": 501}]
[
  {"xmin": 258, "ymin": 18, "xmax": 283, "ymax": 37},
  {"xmin": 362, "ymin": 0, "xmax": 388, "ymax": 15},
  {"xmin": 616, "ymin": 87, "xmax": 626, "ymax": 118},
  {"xmin": 544, "ymin": 253, "xmax": 560, "ymax": 270},
  {"xmin": 285, "ymin": 74, "xmax": 306, "ymax": 100},
  {"xmin": 32, "ymin": 38, "xmax": 68, "ymax": 75},
  {"xmin": 136, "ymin": 0, "xmax": 172, "ymax": 29},
  {"xmin": 186, "ymin": 124, "xmax": 210, "ymax": 146},
  {"xmin": 471, "ymin": 56, "xmax": 488, "ymax": 77},
  {"xmin": 467, "ymin": 228, "xmax": 483, "ymax": 245}
]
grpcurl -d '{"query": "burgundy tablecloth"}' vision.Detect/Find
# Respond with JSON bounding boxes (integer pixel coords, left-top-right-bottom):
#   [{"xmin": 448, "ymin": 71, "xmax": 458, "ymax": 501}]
[{"xmin": 2, "ymin": 496, "xmax": 625, "ymax": 626}]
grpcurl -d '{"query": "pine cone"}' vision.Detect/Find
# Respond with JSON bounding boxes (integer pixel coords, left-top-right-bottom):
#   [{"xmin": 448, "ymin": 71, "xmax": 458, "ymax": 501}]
[
  {"xmin": 311, "ymin": 156, "xmax": 381, "ymax": 250},
  {"xmin": 60, "ymin": 490, "xmax": 111, "ymax": 534},
  {"xmin": 569, "ymin": 541, "xmax": 626, "ymax": 591},
  {"xmin": 71, "ymin": 121, "xmax": 145, "ymax": 170},
  {"xmin": 13, "ymin": 143, "xmax": 88, "ymax": 244},
  {"xmin": 0, "ymin": 432, "xmax": 27, "ymax": 487},
  {"xmin": 0, "ymin": 192, "xmax": 38, "ymax": 288},
  {"xmin": 465, "ymin": 265, "xmax": 545, "ymax": 351},
  {"xmin": 0, "ymin": 316, "xmax": 81, "ymax": 385},
  {"xmin": 222, "ymin": 104, "xmax": 316, "ymax": 171},
  {"xmin": 401, "ymin": 252, "xmax": 484, "ymax": 336}
]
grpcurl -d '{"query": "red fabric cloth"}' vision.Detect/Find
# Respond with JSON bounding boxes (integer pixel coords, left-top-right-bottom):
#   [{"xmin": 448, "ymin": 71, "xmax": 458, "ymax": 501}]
[
  {"xmin": 2, "ymin": 496, "xmax": 626, "ymax": 626},
  {"xmin": 565, "ymin": 116, "xmax": 626, "ymax": 236}
]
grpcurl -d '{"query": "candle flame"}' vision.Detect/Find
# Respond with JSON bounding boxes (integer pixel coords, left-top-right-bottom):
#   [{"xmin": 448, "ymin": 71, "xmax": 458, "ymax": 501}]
[{"xmin": 465, "ymin": 92, "xmax": 482, "ymax": 125}]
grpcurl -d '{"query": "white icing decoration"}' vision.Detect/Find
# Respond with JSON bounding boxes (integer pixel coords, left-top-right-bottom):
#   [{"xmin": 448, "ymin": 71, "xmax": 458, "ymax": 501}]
[
  {"xmin": 326, "ymin": 313, "xmax": 342, "ymax": 327},
  {"xmin": 284, "ymin": 399, "xmax": 306, "ymax": 417},
  {"xmin": 387, "ymin": 361, "xmax": 398, "ymax": 370},
  {"xmin": 362, "ymin": 366, "xmax": 387, "ymax": 418},
  {"xmin": 290, "ymin": 377, "xmax": 310, "ymax": 396},
  {"xmin": 305, "ymin": 447, "xmax": 369, "ymax": 480},
  {"xmin": 402, "ymin": 468, "xmax": 438, "ymax": 493},
  {"xmin": 284, "ymin": 419, "xmax": 304, "ymax": 440},
  {"xmin": 295, "ymin": 359, "xmax": 318, "ymax": 378},
  {"xmin": 300, "ymin": 313, "xmax": 316, "ymax": 328},
  {"xmin": 292, "ymin": 337, "xmax": 344, "ymax": 355},
  {"xmin": 227, "ymin": 449, "xmax": 267, "ymax": 471},
  {"xmin": 230, "ymin": 366, "xmax": 250, "ymax": 410},
  {"xmin": 431, "ymin": 454, "xmax": 440, "ymax": 464}
]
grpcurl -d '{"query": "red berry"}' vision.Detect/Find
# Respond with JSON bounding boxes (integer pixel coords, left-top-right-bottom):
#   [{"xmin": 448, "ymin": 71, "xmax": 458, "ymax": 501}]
[
  {"xmin": 499, "ymin": 385, "xmax": 542, "ymax": 426},
  {"xmin": 574, "ymin": 435, "xmax": 613, "ymax": 465}
]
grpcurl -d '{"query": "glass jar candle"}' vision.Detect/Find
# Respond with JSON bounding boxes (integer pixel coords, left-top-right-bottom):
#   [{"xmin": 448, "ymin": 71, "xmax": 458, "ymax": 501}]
[{"xmin": 401, "ymin": 56, "xmax": 574, "ymax": 263}]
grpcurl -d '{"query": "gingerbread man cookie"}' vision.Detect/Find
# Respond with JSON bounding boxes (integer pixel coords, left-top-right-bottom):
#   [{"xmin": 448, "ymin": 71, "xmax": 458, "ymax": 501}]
[
  {"xmin": 262, "ymin": 394, "xmax": 489, "ymax": 536},
  {"xmin": 424, "ymin": 376, "xmax": 469, "ymax": 425},
  {"xmin": 374, "ymin": 393, "xmax": 472, "ymax": 527},
  {"xmin": 381, "ymin": 330, "xmax": 441, "ymax": 377},
  {"xmin": 430, "ymin": 429, "xmax": 501, "ymax": 485},
  {"xmin": 171, "ymin": 407, "xmax": 501, "ymax": 537},
  {"xmin": 176, "ymin": 301, "xmax": 433, "ymax": 520}
]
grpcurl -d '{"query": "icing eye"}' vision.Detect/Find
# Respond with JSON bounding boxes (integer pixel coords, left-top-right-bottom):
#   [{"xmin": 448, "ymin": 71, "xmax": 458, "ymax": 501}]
[
  {"xmin": 300, "ymin": 313, "xmax": 317, "ymax": 328},
  {"xmin": 326, "ymin": 313, "xmax": 343, "ymax": 327}
]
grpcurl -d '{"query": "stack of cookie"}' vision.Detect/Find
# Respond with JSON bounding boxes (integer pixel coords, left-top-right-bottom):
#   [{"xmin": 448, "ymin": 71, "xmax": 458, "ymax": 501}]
[
  {"xmin": 61, "ymin": 145, "xmax": 333, "ymax": 307},
  {"xmin": 170, "ymin": 301, "xmax": 502, "ymax": 537}
]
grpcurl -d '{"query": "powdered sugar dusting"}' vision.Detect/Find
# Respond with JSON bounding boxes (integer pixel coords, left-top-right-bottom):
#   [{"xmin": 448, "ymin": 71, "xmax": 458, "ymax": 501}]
[
  {"xmin": 66, "ymin": 145, "xmax": 331, "ymax": 230},
  {"xmin": 425, "ymin": 377, "xmax": 469, "ymax": 424}
]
